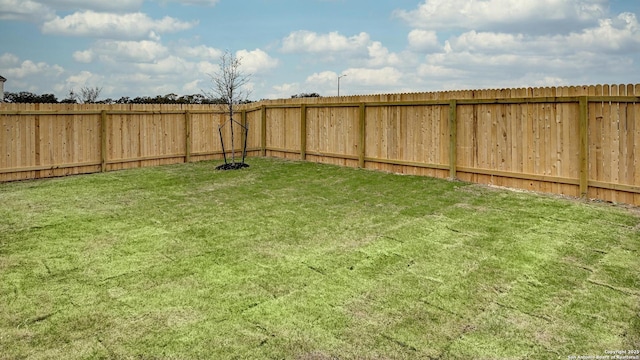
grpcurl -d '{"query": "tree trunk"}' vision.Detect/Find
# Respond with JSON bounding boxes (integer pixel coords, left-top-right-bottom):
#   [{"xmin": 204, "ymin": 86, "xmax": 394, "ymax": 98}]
[{"xmin": 229, "ymin": 102, "xmax": 235, "ymax": 164}]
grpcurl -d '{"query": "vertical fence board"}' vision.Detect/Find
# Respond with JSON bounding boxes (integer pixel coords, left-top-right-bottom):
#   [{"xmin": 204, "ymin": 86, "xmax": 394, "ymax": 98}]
[
  {"xmin": 622, "ymin": 85, "xmax": 635, "ymax": 204},
  {"xmin": 300, "ymin": 105, "xmax": 307, "ymax": 160},
  {"xmin": 561, "ymin": 87, "xmax": 575, "ymax": 196},
  {"xmin": 261, "ymin": 105, "xmax": 267, "ymax": 156},
  {"xmin": 631, "ymin": 84, "xmax": 640, "ymax": 205},
  {"xmin": 185, "ymin": 111, "xmax": 192, "ymax": 163},
  {"xmin": 579, "ymin": 96, "xmax": 589, "ymax": 197},
  {"xmin": 588, "ymin": 85, "xmax": 601, "ymax": 201},
  {"xmin": 610, "ymin": 85, "xmax": 620, "ymax": 202},
  {"xmin": 359, "ymin": 104, "xmax": 365, "ymax": 168},
  {"xmin": 602, "ymin": 85, "xmax": 613, "ymax": 201},
  {"xmin": 449, "ymin": 100, "xmax": 457, "ymax": 178},
  {"xmin": 456, "ymin": 104, "xmax": 473, "ymax": 178}
]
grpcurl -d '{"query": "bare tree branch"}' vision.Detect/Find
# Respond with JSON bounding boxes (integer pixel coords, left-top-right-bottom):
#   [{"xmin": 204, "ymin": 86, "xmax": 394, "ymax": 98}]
[
  {"xmin": 204, "ymin": 50, "xmax": 252, "ymax": 165},
  {"xmin": 66, "ymin": 86, "xmax": 103, "ymax": 104},
  {"xmin": 80, "ymin": 86, "xmax": 102, "ymax": 103}
]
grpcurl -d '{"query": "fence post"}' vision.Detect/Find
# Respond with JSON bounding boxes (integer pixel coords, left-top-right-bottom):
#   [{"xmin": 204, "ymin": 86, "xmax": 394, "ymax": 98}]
[
  {"xmin": 359, "ymin": 103, "xmax": 366, "ymax": 168},
  {"xmin": 184, "ymin": 111, "xmax": 192, "ymax": 163},
  {"xmin": 261, "ymin": 105, "xmax": 267, "ymax": 157},
  {"xmin": 101, "ymin": 110, "xmax": 107, "ymax": 172},
  {"xmin": 35, "ymin": 112, "xmax": 41, "ymax": 172},
  {"xmin": 449, "ymin": 100, "xmax": 457, "ymax": 179},
  {"xmin": 300, "ymin": 104, "xmax": 307, "ymax": 160},
  {"xmin": 579, "ymin": 96, "xmax": 589, "ymax": 197}
]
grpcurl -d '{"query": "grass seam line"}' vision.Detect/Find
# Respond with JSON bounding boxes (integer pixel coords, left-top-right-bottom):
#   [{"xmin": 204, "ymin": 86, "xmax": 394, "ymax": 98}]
[
  {"xmin": 18, "ymin": 310, "xmax": 61, "ymax": 328},
  {"xmin": 380, "ymin": 334, "xmax": 419, "ymax": 353},
  {"xmin": 495, "ymin": 301, "xmax": 553, "ymax": 323},
  {"xmin": 586, "ymin": 279, "xmax": 639, "ymax": 296}
]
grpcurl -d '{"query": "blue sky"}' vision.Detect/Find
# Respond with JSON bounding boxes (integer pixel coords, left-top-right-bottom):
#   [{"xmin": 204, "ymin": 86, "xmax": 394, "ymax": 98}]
[{"xmin": 1, "ymin": 0, "xmax": 639, "ymax": 101}]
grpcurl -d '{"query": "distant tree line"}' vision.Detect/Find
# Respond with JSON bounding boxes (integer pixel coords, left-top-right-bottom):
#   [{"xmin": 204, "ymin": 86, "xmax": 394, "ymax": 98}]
[
  {"xmin": 3, "ymin": 89, "xmax": 323, "ymax": 104},
  {"xmin": 99, "ymin": 94, "xmax": 237, "ymax": 105},
  {"xmin": 3, "ymin": 91, "xmax": 236, "ymax": 104},
  {"xmin": 291, "ymin": 92, "xmax": 321, "ymax": 98},
  {"xmin": 3, "ymin": 92, "xmax": 60, "ymax": 104}
]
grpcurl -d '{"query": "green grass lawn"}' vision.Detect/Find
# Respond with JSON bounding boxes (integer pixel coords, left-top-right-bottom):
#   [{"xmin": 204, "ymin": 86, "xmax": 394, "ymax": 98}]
[{"xmin": 1, "ymin": 157, "xmax": 638, "ymax": 359}]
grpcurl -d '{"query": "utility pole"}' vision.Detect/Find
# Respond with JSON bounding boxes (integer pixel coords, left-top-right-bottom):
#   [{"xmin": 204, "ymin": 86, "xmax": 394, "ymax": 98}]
[{"xmin": 338, "ymin": 74, "xmax": 347, "ymax": 97}]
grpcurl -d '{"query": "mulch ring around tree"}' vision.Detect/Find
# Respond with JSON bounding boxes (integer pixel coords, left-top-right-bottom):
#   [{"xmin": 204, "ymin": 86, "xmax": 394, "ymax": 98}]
[{"xmin": 215, "ymin": 162, "xmax": 250, "ymax": 170}]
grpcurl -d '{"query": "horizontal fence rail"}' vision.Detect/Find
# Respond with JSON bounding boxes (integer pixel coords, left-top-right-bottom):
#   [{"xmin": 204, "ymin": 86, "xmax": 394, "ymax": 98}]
[{"xmin": 1, "ymin": 84, "xmax": 639, "ymax": 205}]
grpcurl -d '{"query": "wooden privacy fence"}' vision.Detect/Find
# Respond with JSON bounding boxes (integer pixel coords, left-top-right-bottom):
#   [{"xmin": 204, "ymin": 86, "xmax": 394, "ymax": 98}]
[
  {"xmin": 1, "ymin": 84, "xmax": 639, "ymax": 205},
  {"xmin": 0, "ymin": 103, "xmax": 264, "ymax": 181}
]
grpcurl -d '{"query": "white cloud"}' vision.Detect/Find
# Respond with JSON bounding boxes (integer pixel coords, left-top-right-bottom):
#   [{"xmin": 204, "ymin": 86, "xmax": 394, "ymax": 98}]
[
  {"xmin": 105, "ymin": 40, "xmax": 169, "ymax": 62},
  {"xmin": 0, "ymin": 53, "xmax": 21, "ymax": 67},
  {"xmin": 281, "ymin": 30, "xmax": 370, "ymax": 53},
  {"xmin": 196, "ymin": 61, "xmax": 219, "ymax": 75},
  {"xmin": 417, "ymin": 64, "xmax": 467, "ymax": 78},
  {"xmin": 524, "ymin": 75, "xmax": 570, "ymax": 87},
  {"xmin": 182, "ymin": 79, "xmax": 203, "ymax": 94},
  {"xmin": 448, "ymin": 31, "xmax": 526, "ymax": 54},
  {"xmin": 407, "ymin": 9, "xmax": 640, "ymax": 90},
  {"xmin": 236, "ymin": 49, "xmax": 279, "ymax": 74},
  {"xmin": 179, "ymin": 45, "xmax": 223, "ymax": 60},
  {"xmin": 564, "ymin": 12, "xmax": 640, "ymax": 52},
  {"xmin": 266, "ymin": 82, "xmax": 301, "ymax": 99},
  {"xmin": 424, "ymin": 50, "xmax": 546, "ymax": 77},
  {"xmin": 303, "ymin": 67, "xmax": 404, "ymax": 96},
  {"xmin": 341, "ymin": 67, "xmax": 403, "ymax": 86},
  {"xmin": 280, "ymin": 30, "xmax": 405, "ymax": 70},
  {"xmin": 3, "ymin": 0, "xmax": 637, "ymax": 101},
  {"xmin": 62, "ymin": 70, "xmax": 103, "ymax": 89},
  {"xmin": 273, "ymin": 83, "xmax": 300, "ymax": 93},
  {"xmin": 37, "ymin": 0, "xmax": 143, "ymax": 12},
  {"xmin": 395, "ymin": 0, "xmax": 607, "ymax": 33},
  {"xmin": 408, "ymin": 30, "xmax": 441, "ymax": 52},
  {"xmin": 441, "ymin": 12, "xmax": 640, "ymax": 58},
  {"xmin": 41, "ymin": 10, "xmax": 197, "ymax": 39},
  {"xmin": 3, "ymin": 59, "xmax": 64, "ymax": 79},
  {"xmin": 73, "ymin": 40, "xmax": 169, "ymax": 64},
  {"xmin": 302, "ymin": 71, "xmax": 344, "ymax": 96},
  {"xmin": 0, "ymin": 0, "xmax": 55, "ymax": 22},
  {"xmin": 167, "ymin": 0, "xmax": 220, "ymax": 5},
  {"xmin": 73, "ymin": 50, "xmax": 95, "ymax": 63},
  {"xmin": 367, "ymin": 42, "xmax": 402, "ymax": 67},
  {"xmin": 0, "ymin": 55, "xmax": 66, "ymax": 94},
  {"xmin": 133, "ymin": 55, "xmax": 193, "ymax": 74},
  {"xmin": 306, "ymin": 71, "xmax": 338, "ymax": 85}
]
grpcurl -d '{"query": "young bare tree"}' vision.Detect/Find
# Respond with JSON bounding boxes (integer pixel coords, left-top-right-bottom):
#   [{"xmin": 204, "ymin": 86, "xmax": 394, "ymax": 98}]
[
  {"xmin": 80, "ymin": 86, "xmax": 102, "ymax": 103},
  {"xmin": 65, "ymin": 86, "xmax": 103, "ymax": 103},
  {"xmin": 205, "ymin": 50, "xmax": 251, "ymax": 167}
]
